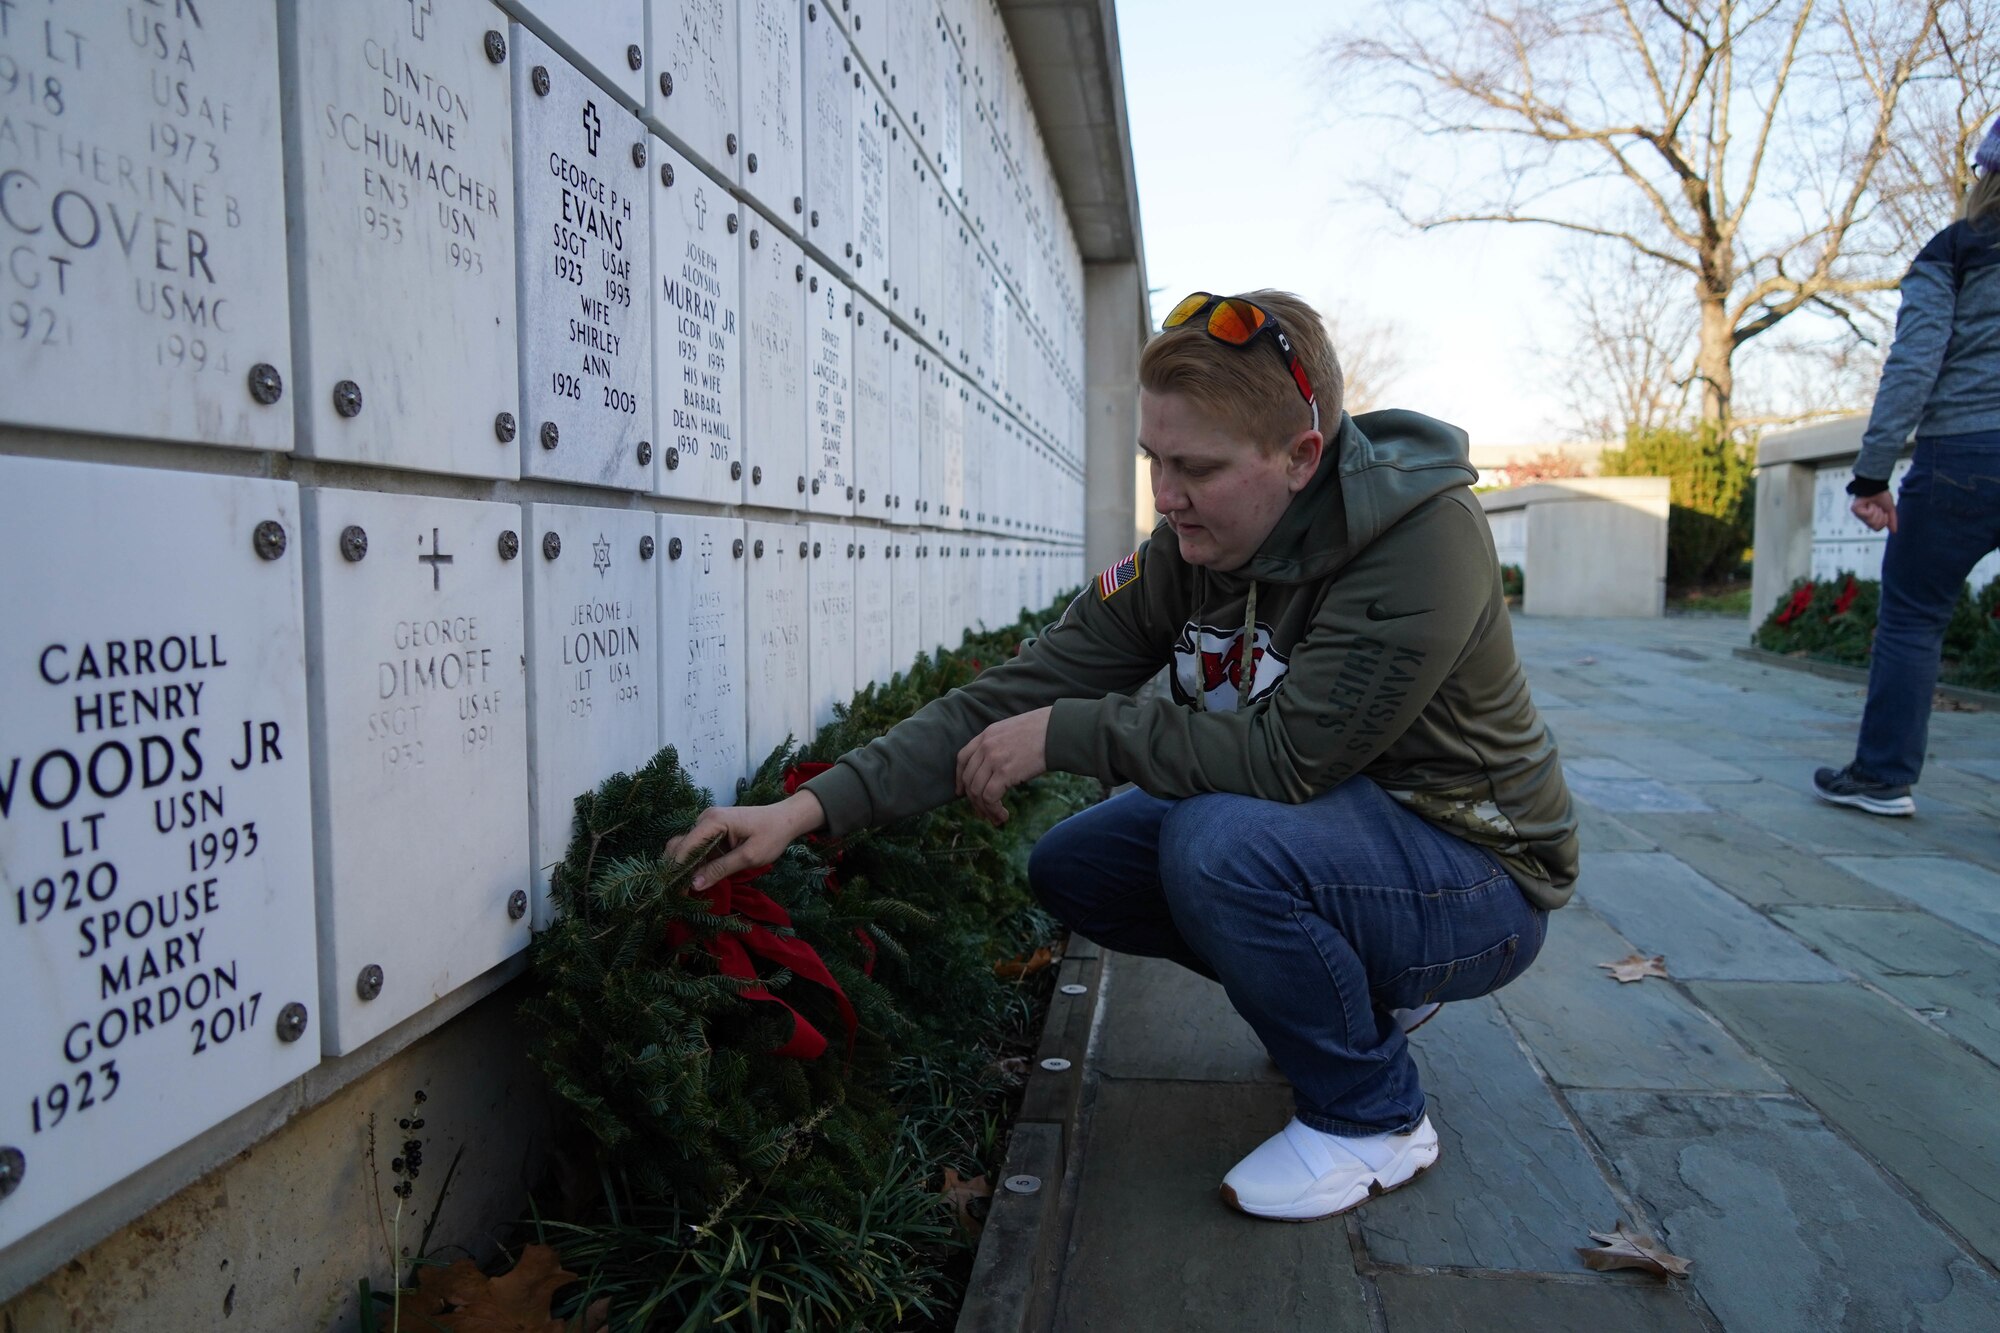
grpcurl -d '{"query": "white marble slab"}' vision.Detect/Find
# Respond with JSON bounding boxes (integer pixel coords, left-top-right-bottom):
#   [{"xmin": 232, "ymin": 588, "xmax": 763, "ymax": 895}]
[
  {"xmin": 651, "ymin": 140, "xmax": 744, "ymax": 503},
  {"xmin": 887, "ymin": 122, "xmax": 923, "ymax": 326},
  {"xmin": 523, "ymin": 504, "xmax": 660, "ymax": 927},
  {"xmin": 850, "ymin": 0, "xmax": 891, "ymax": 84},
  {"xmin": 0, "ymin": 459, "xmax": 318, "ymax": 1249},
  {"xmin": 852, "ymin": 295, "xmax": 893, "ymax": 521},
  {"xmin": 741, "ymin": 216, "xmax": 809, "ymax": 506},
  {"xmin": 513, "ymin": 27, "xmax": 652, "ymax": 489},
  {"xmin": 497, "ymin": 0, "xmax": 646, "ymax": 105},
  {"xmin": 744, "ymin": 521, "xmax": 809, "ymax": 768},
  {"xmin": 937, "ymin": 19, "xmax": 964, "ymax": 200},
  {"xmin": 737, "ymin": 0, "xmax": 803, "ymax": 226},
  {"xmin": 802, "ymin": 3, "xmax": 854, "ymax": 272},
  {"xmin": 937, "ymin": 361, "xmax": 966, "ymax": 530},
  {"xmin": 658, "ymin": 515, "xmax": 748, "ymax": 807},
  {"xmin": 854, "ymin": 529, "xmax": 895, "ymax": 691},
  {"xmin": 644, "ymin": 0, "xmax": 738, "ymax": 184},
  {"xmin": 806, "ymin": 522, "xmax": 856, "ymax": 731},
  {"xmin": 920, "ymin": 538, "xmax": 950, "ymax": 657},
  {"xmin": 804, "ymin": 259, "xmax": 854, "ymax": 515},
  {"xmin": 299, "ymin": 489, "xmax": 530, "ymax": 1054},
  {"xmin": 891, "ymin": 533, "xmax": 922, "ymax": 673},
  {"xmin": 890, "ymin": 331, "xmax": 921, "ymax": 520},
  {"xmin": 0, "ymin": 3, "xmax": 293, "ymax": 451},
  {"xmin": 282, "ymin": 0, "xmax": 519, "ymax": 479},
  {"xmin": 853, "ymin": 74, "xmax": 892, "ymax": 305}
]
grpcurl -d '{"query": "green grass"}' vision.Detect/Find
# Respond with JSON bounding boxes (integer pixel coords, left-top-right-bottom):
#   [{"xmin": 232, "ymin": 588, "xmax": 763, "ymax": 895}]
[{"xmin": 1668, "ymin": 582, "xmax": 1753, "ymax": 616}]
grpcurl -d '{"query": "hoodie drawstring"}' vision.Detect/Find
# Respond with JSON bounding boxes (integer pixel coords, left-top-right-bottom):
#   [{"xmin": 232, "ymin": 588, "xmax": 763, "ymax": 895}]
[{"xmin": 1236, "ymin": 580, "xmax": 1258, "ymax": 711}]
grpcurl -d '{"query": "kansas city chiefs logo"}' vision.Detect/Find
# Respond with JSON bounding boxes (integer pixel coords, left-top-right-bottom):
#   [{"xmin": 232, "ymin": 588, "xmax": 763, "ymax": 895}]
[{"xmin": 1170, "ymin": 620, "xmax": 1289, "ymax": 711}]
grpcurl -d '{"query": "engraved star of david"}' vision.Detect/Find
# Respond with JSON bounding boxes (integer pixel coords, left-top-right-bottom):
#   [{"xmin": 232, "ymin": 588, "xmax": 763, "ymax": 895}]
[
  {"xmin": 592, "ymin": 533, "xmax": 612, "ymax": 577},
  {"xmin": 582, "ymin": 101, "xmax": 603, "ymax": 157},
  {"xmin": 407, "ymin": 0, "xmax": 431, "ymax": 40}
]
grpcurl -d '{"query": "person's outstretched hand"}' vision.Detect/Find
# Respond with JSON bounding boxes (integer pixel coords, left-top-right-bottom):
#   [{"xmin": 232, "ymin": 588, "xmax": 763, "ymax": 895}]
[
  {"xmin": 1851, "ymin": 492, "xmax": 1898, "ymax": 534},
  {"xmin": 955, "ymin": 706, "xmax": 1052, "ymax": 826},
  {"xmin": 665, "ymin": 791, "xmax": 826, "ymax": 891}
]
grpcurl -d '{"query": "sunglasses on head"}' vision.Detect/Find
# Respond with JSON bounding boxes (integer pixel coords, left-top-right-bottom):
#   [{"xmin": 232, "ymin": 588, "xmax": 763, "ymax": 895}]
[{"xmin": 1163, "ymin": 292, "xmax": 1320, "ymax": 435}]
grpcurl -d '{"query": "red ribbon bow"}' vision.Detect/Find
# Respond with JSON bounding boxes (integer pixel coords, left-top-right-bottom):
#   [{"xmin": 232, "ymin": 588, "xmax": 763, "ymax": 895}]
[{"xmin": 665, "ymin": 865, "xmax": 857, "ymax": 1060}]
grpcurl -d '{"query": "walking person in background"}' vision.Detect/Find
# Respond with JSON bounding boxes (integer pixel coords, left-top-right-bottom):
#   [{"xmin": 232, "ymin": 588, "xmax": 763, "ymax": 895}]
[{"xmin": 1816, "ymin": 117, "xmax": 2000, "ymax": 817}]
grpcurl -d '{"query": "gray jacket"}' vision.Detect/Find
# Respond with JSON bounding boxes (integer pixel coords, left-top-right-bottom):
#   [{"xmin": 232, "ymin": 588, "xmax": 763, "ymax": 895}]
[{"xmin": 1854, "ymin": 218, "xmax": 2000, "ymax": 482}]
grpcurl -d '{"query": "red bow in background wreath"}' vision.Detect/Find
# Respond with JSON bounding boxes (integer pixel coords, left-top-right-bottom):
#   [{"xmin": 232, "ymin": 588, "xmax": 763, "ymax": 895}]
[
  {"xmin": 784, "ymin": 762, "xmax": 879, "ymax": 979},
  {"xmin": 1775, "ymin": 581, "xmax": 1815, "ymax": 626},
  {"xmin": 664, "ymin": 863, "xmax": 857, "ymax": 1060}
]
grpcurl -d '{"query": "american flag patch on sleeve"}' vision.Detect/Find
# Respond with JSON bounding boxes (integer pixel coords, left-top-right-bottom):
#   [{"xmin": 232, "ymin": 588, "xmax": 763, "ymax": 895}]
[{"xmin": 1098, "ymin": 551, "xmax": 1140, "ymax": 600}]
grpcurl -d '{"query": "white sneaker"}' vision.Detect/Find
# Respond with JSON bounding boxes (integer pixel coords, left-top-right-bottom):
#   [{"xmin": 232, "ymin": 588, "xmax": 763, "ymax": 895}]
[
  {"xmin": 1393, "ymin": 1002, "xmax": 1442, "ymax": 1034},
  {"xmin": 1220, "ymin": 1115, "xmax": 1440, "ymax": 1221}
]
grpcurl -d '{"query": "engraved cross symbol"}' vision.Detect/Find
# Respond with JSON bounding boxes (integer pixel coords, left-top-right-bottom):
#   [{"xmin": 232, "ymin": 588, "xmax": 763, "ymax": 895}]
[
  {"xmin": 592, "ymin": 533, "xmax": 612, "ymax": 577},
  {"xmin": 417, "ymin": 527, "xmax": 454, "ymax": 591},
  {"xmin": 582, "ymin": 101, "xmax": 603, "ymax": 156},
  {"xmin": 699, "ymin": 531, "xmax": 713, "ymax": 574},
  {"xmin": 407, "ymin": 0, "xmax": 431, "ymax": 40},
  {"xmin": 694, "ymin": 186, "xmax": 708, "ymax": 231}
]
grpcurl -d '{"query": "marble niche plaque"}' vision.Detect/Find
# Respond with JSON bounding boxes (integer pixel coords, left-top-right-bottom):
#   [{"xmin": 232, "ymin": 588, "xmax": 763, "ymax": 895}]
[
  {"xmin": 852, "ymin": 297, "xmax": 892, "ymax": 520},
  {"xmin": 806, "ymin": 522, "xmax": 855, "ymax": 732},
  {"xmin": 0, "ymin": 459, "xmax": 317, "ymax": 1250},
  {"xmin": 743, "ymin": 521, "xmax": 809, "ymax": 770},
  {"xmin": 512, "ymin": 28, "xmax": 652, "ymax": 490},
  {"xmin": 736, "ymin": 0, "xmax": 801, "ymax": 227},
  {"xmin": 920, "ymin": 543, "xmax": 951, "ymax": 658},
  {"xmin": 522, "ymin": 504, "xmax": 660, "ymax": 928},
  {"xmin": 282, "ymin": 0, "xmax": 518, "ymax": 479},
  {"xmin": 804, "ymin": 259, "xmax": 853, "ymax": 516},
  {"xmin": 0, "ymin": 2, "xmax": 293, "ymax": 450},
  {"xmin": 886, "ymin": 130, "xmax": 923, "ymax": 326},
  {"xmin": 853, "ymin": 531, "xmax": 894, "ymax": 692},
  {"xmin": 917, "ymin": 185, "xmax": 946, "ymax": 349},
  {"xmin": 497, "ymin": 0, "xmax": 646, "ymax": 106},
  {"xmin": 801, "ymin": 2, "xmax": 852, "ymax": 273},
  {"xmin": 658, "ymin": 514, "xmax": 747, "ymax": 807},
  {"xmin": 890, "ymin": 535, "xmax": 921, "ymax": 674},
  {"xmin": 645, "ymin": 0, "xmax": 737, "ymax": 184},
  {"xmin": 917, "ymin": 348, "xmax": 942, "ymax": 525},
  {"xmin": 299, "ymin": 489, "xmax": 529, "ymax": 1055},
  {"xmin": 848, "ymin": 0, "xmax": 891, "ymax": 84},
  {"xmin": 852, "ymin": 75, "xmax": 890, "ymax": 303},
  {"xmin": 943, "ymin": 540, "xmax": 969, "ymax": 644},
  {"xmin": 651, "ymin": 140, "xmax": 742, "ymax": 504},
  {"xmin": 937, "ymin": 363, "xmax": 966, "ymax": 531},
  {"xmin": 741, "ymin": 216, "xmax": 807, "ymax": 506},
  {"xmin": 644, "ymin": 0, "xmax": 732, "ymax": 182},
  {"xmin": 889, "ymin": 330, "xmax": 921, "ymax": 521},
  {"xmin": 936, "ymin": 23, "xmax": 963, "ymax": 199}
]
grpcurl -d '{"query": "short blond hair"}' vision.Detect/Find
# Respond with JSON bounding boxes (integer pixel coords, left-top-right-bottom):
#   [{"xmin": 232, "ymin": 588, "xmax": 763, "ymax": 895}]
[
  {"xmin": 1961, "ymin": 173, "xmax": 2000, "ymax": 227},
  {"xmin": 1139, "ymin": 290, "xmax": 1344, "ymax": 451}
]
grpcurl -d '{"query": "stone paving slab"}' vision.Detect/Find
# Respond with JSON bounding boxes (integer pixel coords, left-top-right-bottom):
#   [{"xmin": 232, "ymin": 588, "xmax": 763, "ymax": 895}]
[
  {"xmin": 1680, "ymin": 779, "xmax": 1943, "ymax": 856},
  {"xmin": 1050, "ymin": 1079, "xmax": 1372, "ymax": 1332},
  {"xmin": 1573, "ymin": 802, "xmax": 1660, "ymax": 853},
  {"xmin": 1493, "ymin": 905, "xmax": 1783, "ymax": 1093},
  {"xmin": 1594, "ymin": 736, "xmax": 1760, "ymax": 784},
  {"xmin": 1564, "ymin": 773, "xmax": 1713, "ymax": 814},
  {"xmin": 1567, "ymin": 756, "xmax": 1649, "ymax": 780},
  {"xmin": 1827, "ymin": 856, "xmax": 2000, "ymax": 950},
  {"xmin": 1570, "ymin": 1091, "xmax": 2000, "ymax": 1333},
  {"xmin": 1095, "ymin": 955, "xmax": 1282, "ymax": 1084},
  {"xmin": 1641, "ymin": 719, "xmax": 1801, "ymax": 763},
  {"xmin": 1574, "ymin": 853, "xmax": 1845, "ymax": 983},
  {"xmin": 1731, "ymin": 762, "xmax": 2000, "ymax": 867},
  {"xmin": 1690, "ymin": 980, "xmax": 2000, "ymax": 1267},
  {"xmin": 1617, "ymin": 812, "xmax": 1905, "ymax": 908},
  {"xmin": 1374, "ymin": 1272, "xmax": 1712, "ymax": 1332},
  {"xmin": 1357, "ymin": 1000, "xmax": 1625, "ymax": 1272},
  {"xmin": 1771, "ymin": 906, "xmax": 2000, "ymax": 1067}
]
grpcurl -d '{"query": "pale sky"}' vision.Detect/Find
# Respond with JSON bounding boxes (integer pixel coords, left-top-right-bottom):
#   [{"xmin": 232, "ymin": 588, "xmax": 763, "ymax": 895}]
[{"xmin": 1119, "ymin": 0, "xmax": 1580, "ymax": 448}]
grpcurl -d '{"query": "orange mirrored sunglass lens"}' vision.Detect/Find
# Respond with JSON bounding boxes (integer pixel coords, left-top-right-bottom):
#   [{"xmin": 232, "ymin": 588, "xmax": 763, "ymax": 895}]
[
  {"xmin": 1165, "ymin": 292, "xmax": 1213, "ymax": 328},
  {"xmin": 1206, "ymin": 300, "xmax": 1266, "ymax": 345}
]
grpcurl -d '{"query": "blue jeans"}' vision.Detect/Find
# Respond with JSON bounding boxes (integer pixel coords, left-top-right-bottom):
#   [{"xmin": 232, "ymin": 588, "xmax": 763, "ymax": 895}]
[
  {"xmin": 1855, "ymin": 431, "xmax": 2000, "ymax": 786},
  {"xmin": 1027, "ymin": 778, "xmax": 1548, "ymax": 1135}
]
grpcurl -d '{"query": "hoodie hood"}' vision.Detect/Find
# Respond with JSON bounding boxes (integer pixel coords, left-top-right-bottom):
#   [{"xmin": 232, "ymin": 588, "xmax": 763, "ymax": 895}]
[{"xmin": 1227, "ymin": 408, "xmax": 1476, "ymax": 585}]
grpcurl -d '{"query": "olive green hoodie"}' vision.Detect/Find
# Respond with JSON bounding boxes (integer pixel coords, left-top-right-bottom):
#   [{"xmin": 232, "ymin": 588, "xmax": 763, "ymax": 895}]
[{"xmin": 803, "ymin": 409, "xmax": 1580, "ymax": 908}]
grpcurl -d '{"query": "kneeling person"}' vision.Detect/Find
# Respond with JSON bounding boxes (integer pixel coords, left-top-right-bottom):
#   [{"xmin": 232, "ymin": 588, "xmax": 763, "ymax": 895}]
[{"xmin": 669, "ymin": 289, "xmax": 1579, "ymax": 1221}]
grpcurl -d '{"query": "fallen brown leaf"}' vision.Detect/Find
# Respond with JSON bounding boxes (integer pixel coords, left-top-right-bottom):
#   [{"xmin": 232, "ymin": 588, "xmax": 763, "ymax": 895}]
[
  {"xmin": 406, "ymin": 1243, "xmax": 578, "ymax": 1331},
  {"xmin": 940, "ymin": 1168, "xmax": 992, "ymax": 1240},
  {"xmin": 1577, "ymin": 1221, "xmax": 1692, "ymax": 1277},
  {"xmin": 994, "ymin": 945, "xmax": 1056, "ymax": 979},
  {"xmin": 1598, "ymin": 953, "xmax": 1669, "ymax": 984},
  {"xmin": 990, "ymin": 1055, "xmax": 1029, "ymax": 1079}
]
